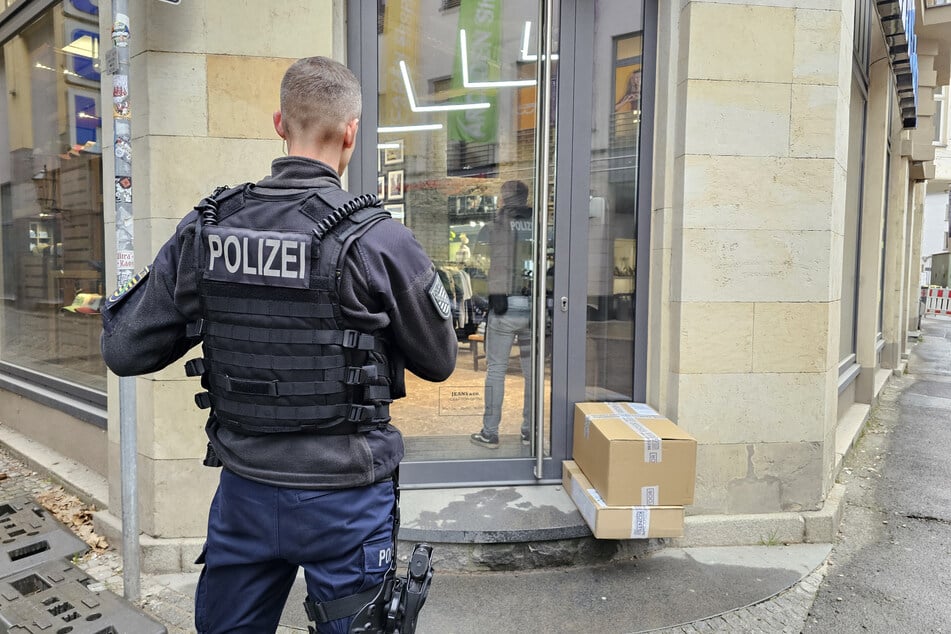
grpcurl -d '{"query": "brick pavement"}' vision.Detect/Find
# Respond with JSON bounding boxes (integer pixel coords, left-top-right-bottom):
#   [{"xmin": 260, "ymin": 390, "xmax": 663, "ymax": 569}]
[{"xmin": 648, "ymin": 563, "xmax": 826, "ymax": 633}]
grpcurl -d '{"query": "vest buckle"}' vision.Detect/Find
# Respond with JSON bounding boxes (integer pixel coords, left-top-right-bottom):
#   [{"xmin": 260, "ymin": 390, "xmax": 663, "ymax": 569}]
[
  {"xmin": 347, "ymin": 404, "xmax": 371, "ymax": 422},
  {"xmin": 195, "ymin": 392, "xmax": 212, "ymax": 409},
  {"xmin": 342, "ymin": 329, "xmax": 360, "ymax": 348},
  {"xmin": 346, "ymin": 367, "xmax": 365, "ymax": 385},
  {"xmin": 186, "ymin": 319, "xmax": 206, "ymax": 338},
  {"xmin": 184, "ymin": 358, "xmax": 206, "ymax": 377},
  {"xmin": 346, "ymin": 365, "xmax": 378, "ymax": 386}
]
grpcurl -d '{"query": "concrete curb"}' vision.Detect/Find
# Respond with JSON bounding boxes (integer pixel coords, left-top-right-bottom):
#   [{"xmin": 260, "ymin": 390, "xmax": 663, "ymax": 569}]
[{"xmin": 0, "ymin": 422, "xmax": 108, "ymax": 510}]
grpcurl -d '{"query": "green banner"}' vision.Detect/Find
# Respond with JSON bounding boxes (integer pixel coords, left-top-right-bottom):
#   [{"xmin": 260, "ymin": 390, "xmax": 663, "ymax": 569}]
[{"xmin": 447, "ymin": 0, "xmax": 501, "ymax": 144}]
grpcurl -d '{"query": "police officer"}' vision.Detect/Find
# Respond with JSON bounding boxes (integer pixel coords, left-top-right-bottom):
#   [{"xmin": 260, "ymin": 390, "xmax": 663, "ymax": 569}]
[
  {"xmin": 100, "ymin": 57, "xmax": 457, "ymax": 634},
  {"xmin": 470, "ymin": 180, "xmax": 534, "ymax": 449}
]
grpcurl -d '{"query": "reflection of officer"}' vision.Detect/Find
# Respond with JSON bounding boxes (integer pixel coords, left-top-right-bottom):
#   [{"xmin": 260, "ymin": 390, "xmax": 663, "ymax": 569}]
[
  {"xmin": 100, "ymin": 57, "xmax": 457, "ymax": 633},
  {"xmin": 470, "ymin": 180, "xmax": 533, "ymax": 449}
]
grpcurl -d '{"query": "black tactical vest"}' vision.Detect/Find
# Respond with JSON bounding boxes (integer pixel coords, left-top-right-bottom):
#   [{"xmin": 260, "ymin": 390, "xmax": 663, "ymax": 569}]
[{"xmin": 183, "ymin": 185, "xmax": 395, "ymax": 436}]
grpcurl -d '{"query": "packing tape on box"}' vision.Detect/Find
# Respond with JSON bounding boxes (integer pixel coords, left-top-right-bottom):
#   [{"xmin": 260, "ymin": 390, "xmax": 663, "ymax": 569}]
[
  {"xmin": 583, "ymin": 413, "xmax": 616, "ymax": 438},
  {"xmin": 607, "ymin": 403, "xmax": 632, "ymax": 416},
  {"xmin": 569, "ymin": 478, "xmax": 597, "ymax": 529},
  {"xmin": 619, "ymin": 415, "xmax": 663, "ymax": 463}
]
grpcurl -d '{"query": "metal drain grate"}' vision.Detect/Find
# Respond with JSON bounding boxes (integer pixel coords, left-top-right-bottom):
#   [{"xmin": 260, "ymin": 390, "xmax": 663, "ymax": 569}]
[{"xmin": 0, "ymin": 559, "xmax": 166, "ymax": 633}]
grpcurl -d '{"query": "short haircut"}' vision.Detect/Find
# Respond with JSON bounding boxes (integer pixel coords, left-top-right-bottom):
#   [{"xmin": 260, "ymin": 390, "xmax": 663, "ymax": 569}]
[
  {"xmin": 500, "ymin": 180, "xmax": 529, "ymax": 207},
  {"xmin": 280, "ymin": 56, "xmax": 362, "ymax": 142}
]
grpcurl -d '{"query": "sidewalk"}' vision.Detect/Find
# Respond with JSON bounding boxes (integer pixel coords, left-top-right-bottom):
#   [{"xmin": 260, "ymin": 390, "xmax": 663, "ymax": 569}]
[{"xmin": 0, "ymin": 444, "xmax": 830, "ymax": 633}]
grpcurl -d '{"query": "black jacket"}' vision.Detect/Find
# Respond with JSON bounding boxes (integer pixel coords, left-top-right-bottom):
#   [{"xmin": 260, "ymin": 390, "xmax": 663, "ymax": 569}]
[{"xmin": 100, "ymin": 157, "xmax": 457, "ymax": 488}]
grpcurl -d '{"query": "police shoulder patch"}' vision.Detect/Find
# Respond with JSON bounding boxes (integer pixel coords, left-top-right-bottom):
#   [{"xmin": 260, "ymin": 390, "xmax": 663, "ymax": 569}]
[
  {"xmin": 106, "ymin": 265, "xmax": 151, "ymax": 308},
  {"xmin": 428, "ymin": 275, "xmax": 451, "ymax": 321}
]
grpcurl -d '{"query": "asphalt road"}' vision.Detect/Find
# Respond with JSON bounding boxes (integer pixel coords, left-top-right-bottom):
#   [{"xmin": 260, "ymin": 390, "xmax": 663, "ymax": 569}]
[{"xmin": 804, "ymin": 320, "xmax": 951, "ymax": 633}]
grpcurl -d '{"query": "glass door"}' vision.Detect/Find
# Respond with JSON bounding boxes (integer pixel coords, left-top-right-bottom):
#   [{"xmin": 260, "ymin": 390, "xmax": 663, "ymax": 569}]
[
  {"xmin": 368, "ymin": 0, "xmax": 560, "ymax": 485},
  {"xmin": 350, "ymin": 0, "xmax": 652, "ymax": 486}
]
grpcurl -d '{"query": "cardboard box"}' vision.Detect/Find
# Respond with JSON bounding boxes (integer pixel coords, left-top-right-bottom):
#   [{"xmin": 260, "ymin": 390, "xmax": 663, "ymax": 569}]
[
  {"xmin": 572, "ymin": 402, "xmax": 696, "ymax": 506},
  {"xmin": 563, "ymin": 461, "xmax": 684, "ymax": 539}
]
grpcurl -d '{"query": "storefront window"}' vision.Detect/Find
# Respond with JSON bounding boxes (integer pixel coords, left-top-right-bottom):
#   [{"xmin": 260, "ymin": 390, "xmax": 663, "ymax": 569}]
[{"xmin": 0, "ymin": 1, "xmax": 105, "ymax": 391}]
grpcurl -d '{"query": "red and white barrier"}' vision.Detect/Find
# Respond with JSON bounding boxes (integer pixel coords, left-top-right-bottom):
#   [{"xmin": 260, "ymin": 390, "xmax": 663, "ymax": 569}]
[{"xmin": 924, "ymin": 287, "xmax": 951, "ymax": 317}]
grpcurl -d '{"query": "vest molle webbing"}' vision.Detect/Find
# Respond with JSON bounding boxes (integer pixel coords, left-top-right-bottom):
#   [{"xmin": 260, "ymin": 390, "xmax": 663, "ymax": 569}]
[{"xmin": 183, "ymin": 185, "xmax": 395, "ymax": 435}]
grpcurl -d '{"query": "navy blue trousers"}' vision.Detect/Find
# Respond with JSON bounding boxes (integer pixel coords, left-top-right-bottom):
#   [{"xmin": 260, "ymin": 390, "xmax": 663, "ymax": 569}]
[{"xmin": 194, "ymin": 469, "xmax": 395, "ymax": 634}]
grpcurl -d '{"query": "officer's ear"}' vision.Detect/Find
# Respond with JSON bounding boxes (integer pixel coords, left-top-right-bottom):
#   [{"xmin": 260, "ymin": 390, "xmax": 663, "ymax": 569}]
[
  {"xmin": 273, "ymin": 111, "xmax": 287, "ymax": 139},
  {"xmin": 342, "ymin": 118, "xmax": 359, "ymax": 150}
]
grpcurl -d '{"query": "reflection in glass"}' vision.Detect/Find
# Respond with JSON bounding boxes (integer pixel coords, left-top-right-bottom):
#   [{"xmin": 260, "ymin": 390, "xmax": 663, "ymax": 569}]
[
  {"xmin": 377, "ymin": 0, "xmax": 557, "ymax": 460},
  {"xmin": 586, "ymin": 2, "xmax": 644, "ymax": 400},
  {"xmin": 0, "ymin": 2, "xmax": 105, "ymax": 391}
]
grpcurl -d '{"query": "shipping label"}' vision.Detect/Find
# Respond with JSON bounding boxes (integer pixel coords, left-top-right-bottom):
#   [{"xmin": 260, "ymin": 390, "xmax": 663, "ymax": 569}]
[
  {"xmin": 641, "ymin": 485, "xmax": 659, "ymax": 506},
  {"xmin": 625, "ymin": 402, "xmax": 661, "ymax": 417},
  {"xmin": 631, "ymin": 507, "xmax": 651, "ymax": 539}
]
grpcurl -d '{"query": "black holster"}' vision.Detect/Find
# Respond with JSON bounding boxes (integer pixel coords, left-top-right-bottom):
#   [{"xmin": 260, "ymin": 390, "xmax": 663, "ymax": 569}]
[
  {"xmin": 305, "ymin": 472, "xmax": 434, "ymax": 634},
  {"xmin": 202, "ymin": 442, "xmax": 222, "ymax": 467},
  {"xmin": 347, "ymin": 543, "xmax": 434, "ymax": 634}
]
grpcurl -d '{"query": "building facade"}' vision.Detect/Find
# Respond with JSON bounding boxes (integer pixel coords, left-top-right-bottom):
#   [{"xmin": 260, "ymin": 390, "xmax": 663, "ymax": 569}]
[{"xmin": 0, "ymin": 0, "xmax": 945, "ymax": 571}]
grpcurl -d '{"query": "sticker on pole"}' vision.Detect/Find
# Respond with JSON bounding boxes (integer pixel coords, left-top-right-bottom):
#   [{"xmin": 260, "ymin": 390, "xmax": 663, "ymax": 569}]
[{"xmin": 112, "ymin": 13, "xmax": 130, "ymax": 47}]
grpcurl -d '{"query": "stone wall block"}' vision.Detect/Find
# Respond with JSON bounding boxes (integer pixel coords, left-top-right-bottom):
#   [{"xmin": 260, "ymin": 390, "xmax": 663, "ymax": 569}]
[
  {"xmin": 689, "ymin": 443, "xmax": 749, "ymax": 515},
  {"xmin": 140, "ymin": 217, "xmax": 188, "ymax": 262},
  {"xmin": 139, "ymin": 52, "xmax": 208, "ymax": 138},
  {"xmin": 140, "ymin": 454, "xmax": 216, "ymax": 538},
  {"xmin": 143, "ymin": 136, "xmax": 278, "ymax": 218},
  {"xmin": 674, "ymin": 302, "xmax": 754, "ymax": 373},
  {"xmin": 682, "ymin": 155, "xmax": 835, "ymax": 231},
  {"xmin": 832, "ymin": 162, "xmax": 848, "ymax": 235},
  {"xmin": 742, "ymin": 441, "xmax": 824, "ymax": 512},
  {"xmin": 834, "ymin": 84, "xmax": 851, "ymax": 168},
  {"xmin": 691, "ymin": 442, "xmax": 823, "ymax": 514},
  {"xmin": 792, "ymin": 8, "xmax": 843, "ymax": 85},
  {"xmin": 136, "ymin": 376, "xmax": 207, "ymax": 461},
  {"xmin": 685, "ymin": 3, "xmax": 794, "ymax": 83},
  {"xmin": 829, "ymin": 231, "xmax": 844, "ymax": 300},
  {"xmin": 681, "ymin": 228, "xmax": 834, "ymax": 302},
  {"xmin": 208, "ymin": 56, "xmax": 293, "ymax": 139},
  {"xmin": 683, "ymin": 80, "xmax": 791, "ymax": 157},
  {"xmin": 752, "ymin": 302, "xmax": 834, "ymax": 372},
  {"xmin": 790, "ymin": 84, "xmax": 838, "ymax": 158},
  {"xmin": 675, "ymin": 372, "xmax": 828, "ymax": 444},
  {"xmin": 204, "ymin": 0, "xmax": 334, "ymax": 58},
  {"xmin": 127, "ymin": 1, "xmax": 206, "ymax": 57}
]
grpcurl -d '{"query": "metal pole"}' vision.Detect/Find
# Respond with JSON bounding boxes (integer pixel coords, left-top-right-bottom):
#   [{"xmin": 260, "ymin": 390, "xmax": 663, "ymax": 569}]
[
  {"xmin": 110, "ymin": 1, "xmax": 140, "ymax": 601},
  {"xmin": 531, "ymin": 0, "xmax": 554, "ymax": 479}
]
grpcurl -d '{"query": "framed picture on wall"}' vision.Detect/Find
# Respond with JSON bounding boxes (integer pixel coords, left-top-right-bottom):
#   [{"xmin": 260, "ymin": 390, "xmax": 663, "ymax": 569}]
[
  {"xmin": 383, "ymin": 139, "xmax": 404, "ymax": 165},
  {"xmin": 612, "ymin": 32, "xmax": 643, "ymax": 116},
  {"xmin": 384, "ymin": 203, "xmax": 405, "ymax": 224},
  {"xmin": 377, "ymin": 175, "xmax": 386, "ymax": 199},
  {"xmin": 387, "ymin": 169, "xmax": 404, "ymax": 200}
]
